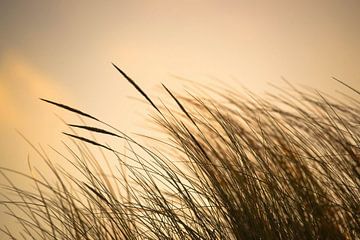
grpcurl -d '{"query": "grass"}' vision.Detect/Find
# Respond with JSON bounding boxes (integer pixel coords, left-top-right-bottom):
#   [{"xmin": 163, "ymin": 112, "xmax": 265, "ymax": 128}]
[{"xmin": 1, "ymin": 65, "xmax": 359, "ymax": 239}]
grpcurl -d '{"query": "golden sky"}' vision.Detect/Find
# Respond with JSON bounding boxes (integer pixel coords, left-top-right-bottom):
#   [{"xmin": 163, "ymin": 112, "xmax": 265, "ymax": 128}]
[{"xmin": 0, "ymin": 1, "xmax": 359, "ymax": 228}]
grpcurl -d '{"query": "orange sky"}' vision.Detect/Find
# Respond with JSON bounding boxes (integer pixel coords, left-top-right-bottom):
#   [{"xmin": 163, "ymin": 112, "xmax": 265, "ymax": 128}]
[{"xmin": 0, "ymin": 0, "xmax": 359, "ymax": 230}]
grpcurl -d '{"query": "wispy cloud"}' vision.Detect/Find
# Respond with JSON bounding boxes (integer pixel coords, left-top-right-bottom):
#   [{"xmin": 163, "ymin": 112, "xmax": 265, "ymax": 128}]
[
  {"xmin": 0, "ymin": 50, "xmax": 65, "ymax": 127},
  {"xmin": 0, "ymin": 50, "xmax": 70, "ymax": 173}
]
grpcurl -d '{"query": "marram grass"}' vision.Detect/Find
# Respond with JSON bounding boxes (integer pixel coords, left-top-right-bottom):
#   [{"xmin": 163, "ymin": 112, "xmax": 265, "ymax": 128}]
[{"xmin": 1, "ymin": 65, "xmax": 359, "ymax": 239}]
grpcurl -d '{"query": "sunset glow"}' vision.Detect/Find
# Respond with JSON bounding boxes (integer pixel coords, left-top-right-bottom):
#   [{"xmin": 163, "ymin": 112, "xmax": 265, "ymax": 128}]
[{"xmin": 1, "ymin": 1, "xmax": 359, "ymax": 237}]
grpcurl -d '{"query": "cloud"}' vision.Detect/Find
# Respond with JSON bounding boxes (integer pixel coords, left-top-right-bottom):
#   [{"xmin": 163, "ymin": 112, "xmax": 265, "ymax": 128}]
[
  {"xmin": 0, "ymin": 50, "xmax": 65, "ymax": 127},
  {"xmin": 0, "ymin": 50, "xmax": 71, "ymax": 171}
]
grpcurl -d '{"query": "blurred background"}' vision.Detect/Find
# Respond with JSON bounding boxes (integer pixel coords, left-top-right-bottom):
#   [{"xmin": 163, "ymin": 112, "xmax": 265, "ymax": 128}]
[{"xmin": 0, "ymin": 0, "xmax": 359, "ymax": 231}]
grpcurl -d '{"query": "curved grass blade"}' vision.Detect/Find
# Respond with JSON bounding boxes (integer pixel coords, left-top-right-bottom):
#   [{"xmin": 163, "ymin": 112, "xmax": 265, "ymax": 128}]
[
  {"xmin": 63, "ymin": 132, "xmax": 114, "ymax": 152},
  {"xmin": 40, "ymin": 98, "xmax": 99, "ymax": 121},
  {"xmin": 112, "ymin": 63, "xmax": 160, "ymax": 113},
  {"xmin": 68, "ymin": 124, "xmax": 122, "ymax": 138}
]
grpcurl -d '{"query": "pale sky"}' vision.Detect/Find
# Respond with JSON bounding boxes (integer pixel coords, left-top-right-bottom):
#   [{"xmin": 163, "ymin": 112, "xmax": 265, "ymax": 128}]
[{"xmin": 0, "ymin": 1, "xmax": 359, "ymax": 229}]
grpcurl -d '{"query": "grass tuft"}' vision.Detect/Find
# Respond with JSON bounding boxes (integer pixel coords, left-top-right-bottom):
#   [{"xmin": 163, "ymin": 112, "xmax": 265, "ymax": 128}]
[{"xmin": 1, "ymin": 69, "xmax": 359, "ymax": 239}]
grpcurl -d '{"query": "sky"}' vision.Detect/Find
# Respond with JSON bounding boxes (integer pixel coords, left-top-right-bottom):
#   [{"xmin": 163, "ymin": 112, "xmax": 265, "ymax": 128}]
[{"xmin": 0, "ymin": 0, "xmax": 359, "ymax": 231}]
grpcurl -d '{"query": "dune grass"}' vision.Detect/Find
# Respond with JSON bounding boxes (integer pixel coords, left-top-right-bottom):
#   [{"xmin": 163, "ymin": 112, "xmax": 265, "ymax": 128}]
[{"xmin": 1, "ymin": 65, "xmax": 359, "ymax": 239}]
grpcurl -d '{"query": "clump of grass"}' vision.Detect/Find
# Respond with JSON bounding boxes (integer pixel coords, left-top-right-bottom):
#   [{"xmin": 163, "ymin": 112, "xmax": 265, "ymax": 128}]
[{"xmin": 1, "ymin": 65, "xmax": 359, "ymax": 239}]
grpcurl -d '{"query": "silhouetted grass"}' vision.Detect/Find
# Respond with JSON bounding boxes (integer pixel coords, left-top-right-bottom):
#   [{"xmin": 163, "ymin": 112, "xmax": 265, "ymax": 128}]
[{"xmin": 1, "ymin": 66, "xmax": 359, "ymax": 239}]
